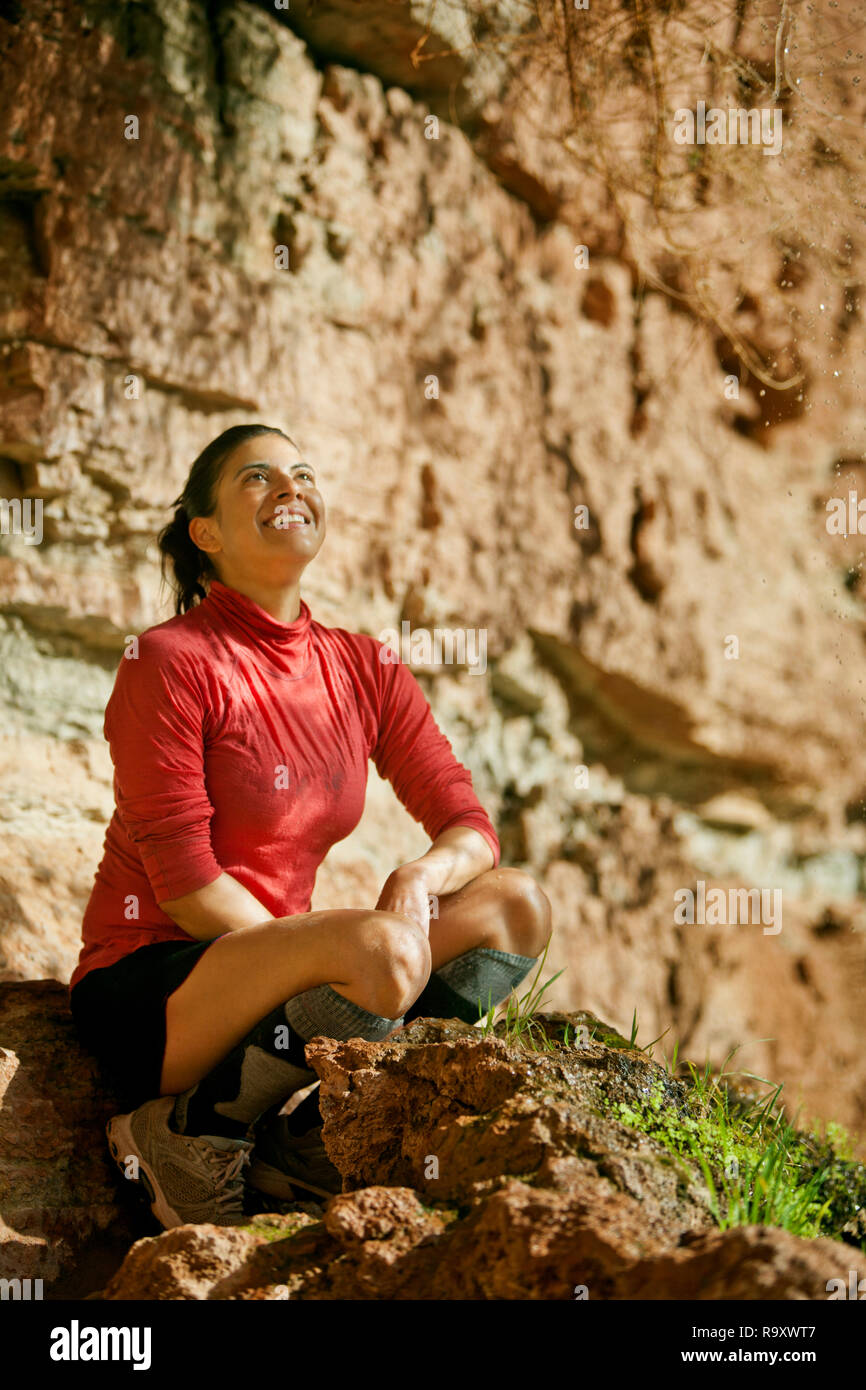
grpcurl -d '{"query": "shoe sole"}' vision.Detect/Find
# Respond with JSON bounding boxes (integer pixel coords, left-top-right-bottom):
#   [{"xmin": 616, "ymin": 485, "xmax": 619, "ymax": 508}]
[
  {"xmin": 247, "ymin": 1156, "xmax": 339, "ymax": 1203},
  {"xmin": 106, "ymin": 1112, "xmax": 184, "ymax": 1230}
]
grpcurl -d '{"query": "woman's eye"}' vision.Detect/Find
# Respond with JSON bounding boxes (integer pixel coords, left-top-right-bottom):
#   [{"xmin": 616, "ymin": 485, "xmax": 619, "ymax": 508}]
[{"xmin": 247, "ymin": 468, "xmax": 314, "ymax": 484}]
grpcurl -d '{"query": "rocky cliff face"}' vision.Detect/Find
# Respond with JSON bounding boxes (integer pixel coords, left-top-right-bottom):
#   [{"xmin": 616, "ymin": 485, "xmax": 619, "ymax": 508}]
[{"xmin": 0, "ymin": 0, "xmax": 865, "ymax": 1192}]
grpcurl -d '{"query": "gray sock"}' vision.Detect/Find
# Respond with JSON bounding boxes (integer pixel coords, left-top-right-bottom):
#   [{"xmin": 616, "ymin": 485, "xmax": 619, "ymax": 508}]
[
  {"xmin": 285, "ymin": 983, "xmax": 403, "ymax": 1043},
  {"xmin": 402, "ymin": 946, "xmax": 539, "ymax": 1026}
]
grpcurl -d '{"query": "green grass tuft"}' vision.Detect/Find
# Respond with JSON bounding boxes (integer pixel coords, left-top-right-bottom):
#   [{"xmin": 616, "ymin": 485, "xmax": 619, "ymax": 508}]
[
  {"xmin": 607, "ymin": 1035, "xmax": 866, "ymax": 1246},
  {"xmin": 477, "ymin": 936, "xmax": 565, "ymax": 1052},
  {"xmin": 476, "ymin": 982, "xmax": 866, "ymax": 1248}
]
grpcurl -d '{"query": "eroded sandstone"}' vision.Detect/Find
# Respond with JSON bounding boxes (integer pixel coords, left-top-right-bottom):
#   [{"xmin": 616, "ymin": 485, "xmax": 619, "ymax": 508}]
[{"xmin": 97, "ymin": 1015, "xmax": 866, "ymax": 1300}]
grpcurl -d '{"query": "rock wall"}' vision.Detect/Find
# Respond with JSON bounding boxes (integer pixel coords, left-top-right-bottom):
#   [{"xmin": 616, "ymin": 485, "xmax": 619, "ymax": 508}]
[{"xmin": 1, "ymin": 0, "xmax": 865, "ymax": 1146}]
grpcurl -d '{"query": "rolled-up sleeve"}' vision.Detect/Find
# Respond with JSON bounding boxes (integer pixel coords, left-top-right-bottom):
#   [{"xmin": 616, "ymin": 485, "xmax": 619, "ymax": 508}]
[
  {"xmin": 368, "ymin": 644, "xmax": 500, "ymax": 868},
  {"xmin": 105, "ymin": 633, "xmax": 224, "ymax": 902}
]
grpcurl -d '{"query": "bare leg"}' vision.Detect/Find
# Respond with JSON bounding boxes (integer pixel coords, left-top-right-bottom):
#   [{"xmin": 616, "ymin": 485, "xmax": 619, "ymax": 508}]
[
  {"xmin": 427, "ymin": 866, "xmax": 553, "ymax": 970},
  {"xmin": 160, "ymin": 908, "xmax": 430, "ymax": 1095}
]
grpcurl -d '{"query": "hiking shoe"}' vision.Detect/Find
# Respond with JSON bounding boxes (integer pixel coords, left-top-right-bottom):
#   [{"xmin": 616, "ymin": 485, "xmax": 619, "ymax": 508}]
[
  {"xmin": 106, "ymin": 1096, "xmax": 252, "ymax": 1230},
  {"xmin": 247, "ymin": 1117, "xmax": 342, "ymax": 1201}
]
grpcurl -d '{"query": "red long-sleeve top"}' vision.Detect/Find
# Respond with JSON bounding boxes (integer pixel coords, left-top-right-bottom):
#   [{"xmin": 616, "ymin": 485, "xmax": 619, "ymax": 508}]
[{"xmin": 70, "ymin": 579, "xmax": 500, "ymax": 989}]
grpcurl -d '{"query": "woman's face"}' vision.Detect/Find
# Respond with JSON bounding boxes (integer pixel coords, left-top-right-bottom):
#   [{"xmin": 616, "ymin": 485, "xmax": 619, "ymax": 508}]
[{"xmin": 189, "ymin": 433, "xmax": 326, "ymax": 586}]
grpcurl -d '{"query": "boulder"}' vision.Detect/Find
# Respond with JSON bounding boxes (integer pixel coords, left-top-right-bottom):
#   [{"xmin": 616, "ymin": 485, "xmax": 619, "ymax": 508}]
[{"xmin": 0, "ymin": 980, "xmax": 144, "ymax": 1294}]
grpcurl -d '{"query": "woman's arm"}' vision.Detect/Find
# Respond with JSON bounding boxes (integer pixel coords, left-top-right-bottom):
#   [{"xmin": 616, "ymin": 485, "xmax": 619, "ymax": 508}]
[
  {"xmin": 163, "ymin": 827, "xmax": 493, "ymax": 942},
  {"xmin": 375, "ymin": 824, "xmax": 495, "ymax": 934},
  {"xmin": 159, "ymin": 872, "xmax": 275, "ymax": 941}
]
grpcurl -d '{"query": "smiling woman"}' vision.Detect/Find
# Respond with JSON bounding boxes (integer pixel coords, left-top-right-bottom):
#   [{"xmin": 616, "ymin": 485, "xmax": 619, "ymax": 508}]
[{"xmin": 68, "ymin": 422, "xmax": 552, "ymax": 1231}]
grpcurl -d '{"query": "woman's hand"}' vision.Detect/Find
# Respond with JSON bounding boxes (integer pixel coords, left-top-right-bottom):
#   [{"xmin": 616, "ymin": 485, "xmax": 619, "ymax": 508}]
[
  {"xmin": 375, "ymin": 829, "xmax": 496, "ymax": 936},
  {"xmin": 375, "ymin": 863, "xmax": 433, "ymax": 935}
]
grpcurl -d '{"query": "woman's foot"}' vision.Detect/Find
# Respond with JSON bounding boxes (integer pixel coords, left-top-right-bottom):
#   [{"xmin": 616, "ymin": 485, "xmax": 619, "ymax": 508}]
[
  {"xmin": 247, "ymin": 1115, "xmax": 342, "ymax": 1201},
  {"xmin": 106, "ymin": 1096, "xmax": 252, "ymax": 1230}
]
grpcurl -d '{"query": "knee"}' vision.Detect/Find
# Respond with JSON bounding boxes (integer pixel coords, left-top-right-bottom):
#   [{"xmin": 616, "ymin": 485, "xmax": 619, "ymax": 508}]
[
  {"xmin": 356, "ymin": 912, "xmax": 432, "ymax": 1019},
  {"xmin": 488, "ymin": 868, "xmax": 552, "ymax": 958}
]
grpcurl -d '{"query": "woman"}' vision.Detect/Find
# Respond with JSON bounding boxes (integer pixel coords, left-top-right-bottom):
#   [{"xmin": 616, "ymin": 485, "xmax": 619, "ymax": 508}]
[{"xmin": 69, "ymin": 423, "xmax": 552, "ymax": 1230}]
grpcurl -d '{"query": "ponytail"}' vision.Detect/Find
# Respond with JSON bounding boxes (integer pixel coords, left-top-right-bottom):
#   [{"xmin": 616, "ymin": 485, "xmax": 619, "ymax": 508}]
[{"xmin": 157, "ymin": 503, "xmax": 213, "ymax": 615}]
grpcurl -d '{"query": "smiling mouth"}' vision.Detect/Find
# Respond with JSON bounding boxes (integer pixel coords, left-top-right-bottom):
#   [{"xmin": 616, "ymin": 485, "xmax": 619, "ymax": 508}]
[{"xmin": 263, "ymin": 512, "xmax": 312, "ymax": 528}]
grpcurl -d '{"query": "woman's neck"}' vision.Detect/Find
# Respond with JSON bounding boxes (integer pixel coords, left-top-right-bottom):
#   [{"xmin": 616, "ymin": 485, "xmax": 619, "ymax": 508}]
[{"xmin": 210, "ymin": 574, "xmax": 303, "ymax": 624}]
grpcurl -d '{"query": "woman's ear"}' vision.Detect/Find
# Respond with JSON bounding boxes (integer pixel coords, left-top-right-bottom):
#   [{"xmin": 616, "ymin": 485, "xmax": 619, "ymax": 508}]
[{"xmin": 188, "ymin": 515, "xmax": 221, "ymax": 557}]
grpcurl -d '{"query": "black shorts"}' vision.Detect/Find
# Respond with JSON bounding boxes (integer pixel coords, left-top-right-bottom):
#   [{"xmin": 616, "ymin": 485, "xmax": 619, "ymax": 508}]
[{"xmin": 69, "ymin": 939, "xmax": 215, "ymax": 1109}]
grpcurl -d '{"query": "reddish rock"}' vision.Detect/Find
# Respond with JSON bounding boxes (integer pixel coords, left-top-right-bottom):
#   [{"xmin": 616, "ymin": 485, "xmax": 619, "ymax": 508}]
[
  {"xmin": 94, "ymin": 1017, "xmax": 866, "ymax": 1300},
  {"xmin": 101, "ymin": 1224, "xmax": 264, "ymax": 1302},
  {"xmin": 613, "ymin": 1226, "xmax": 866, "ymax": 1302},
  {"xmin": 0, "ymin": 980, "xmax": 141, "ymax": 1292}
]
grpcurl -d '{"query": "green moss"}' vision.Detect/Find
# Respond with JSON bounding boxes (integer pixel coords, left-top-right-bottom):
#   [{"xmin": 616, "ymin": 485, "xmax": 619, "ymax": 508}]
[
  {"xmin": 423, "ymin": 1205, "xmax": 460, "ymax": 1223},
  {"xmin": 237, "ymin": 1215, "xmax": 315, "ymax": 1243},
  {"xmin": 605, "ymin": 1071, "xmax": 866, "ymax": 1246},
  {"xmin": 578, "ymin": 1019, "xmax": 632, "ymax": 1051},
  {"xmin": 817, "ymin": 1119, "xmax": 857, "ymax": 1162}
]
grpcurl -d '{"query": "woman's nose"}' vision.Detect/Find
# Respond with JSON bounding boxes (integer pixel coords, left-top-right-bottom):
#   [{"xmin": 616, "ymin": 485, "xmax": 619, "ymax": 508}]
[{"xmin": 275, "ymin": 479, "xmax": 305, "ymax": 500}]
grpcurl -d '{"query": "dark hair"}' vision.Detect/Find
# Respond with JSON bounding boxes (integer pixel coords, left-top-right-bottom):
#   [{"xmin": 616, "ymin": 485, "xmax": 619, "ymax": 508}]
[{"xmin": 157, "ymin": 424, "xmax": 298, "ymax": 615}]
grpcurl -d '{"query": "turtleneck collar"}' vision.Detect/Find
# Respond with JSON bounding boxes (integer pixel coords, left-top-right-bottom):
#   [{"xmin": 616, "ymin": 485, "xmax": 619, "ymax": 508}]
[{"xmin": 201, "ymin": 579, "xmax": 315, "ymax": 675}]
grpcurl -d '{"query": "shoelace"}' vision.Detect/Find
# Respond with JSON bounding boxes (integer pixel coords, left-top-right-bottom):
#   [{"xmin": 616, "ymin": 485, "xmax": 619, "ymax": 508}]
[{"xmin": 201, "ymin": 1143, "xmax": 252, "ymax": 1210}]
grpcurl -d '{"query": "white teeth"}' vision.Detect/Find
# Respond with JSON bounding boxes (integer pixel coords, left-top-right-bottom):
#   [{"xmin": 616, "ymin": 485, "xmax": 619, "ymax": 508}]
[{"xmin": 265, "ymin": 514, "xmax": 307, "ymax": 526}]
